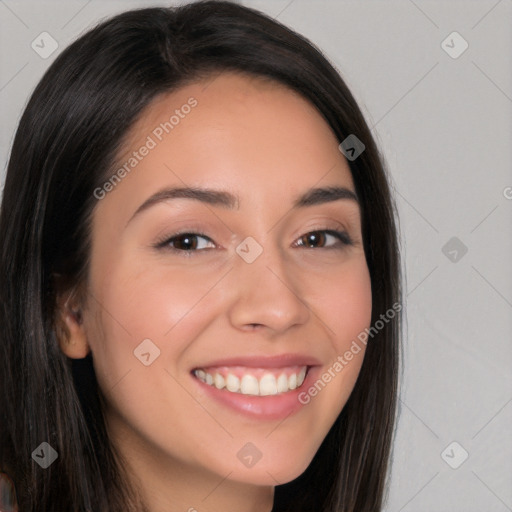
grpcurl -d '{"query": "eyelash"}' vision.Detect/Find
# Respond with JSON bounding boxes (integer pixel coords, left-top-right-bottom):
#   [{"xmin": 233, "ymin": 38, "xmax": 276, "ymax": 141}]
[{"xmin": 153, "ymin": 228, "xmax": 353, "ymax": 256}]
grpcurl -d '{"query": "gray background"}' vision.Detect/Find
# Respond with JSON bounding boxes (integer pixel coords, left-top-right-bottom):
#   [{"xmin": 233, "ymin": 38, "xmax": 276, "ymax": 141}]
[{"xmin": 1, "ymin": 1, "xmax": 511, "ymax": 510}]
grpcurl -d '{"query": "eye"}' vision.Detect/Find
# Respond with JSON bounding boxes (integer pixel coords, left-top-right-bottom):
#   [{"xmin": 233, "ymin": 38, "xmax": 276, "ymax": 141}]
[
  {"xmin": 155, "ymin": 231, "xmax": 216, "ymax": 255},
  {"xmin": 154, "ymin": 227, "xmax": 353, "ymax": 256},
  {"xmin": 294, "ymin": 229, "xmax": 353, "ymax": 249}
]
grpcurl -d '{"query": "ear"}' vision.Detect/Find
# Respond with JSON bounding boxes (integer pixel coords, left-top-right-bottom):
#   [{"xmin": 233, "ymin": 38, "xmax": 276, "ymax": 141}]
[{"xmin": 54, "ymin": 281, "xmax": 91, "ymax": 359}]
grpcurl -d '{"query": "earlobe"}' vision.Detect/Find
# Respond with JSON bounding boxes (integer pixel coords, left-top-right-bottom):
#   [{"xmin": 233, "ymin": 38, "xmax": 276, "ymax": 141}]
[{"xmin": 55, "ymin": 286, "xmax": 91, "ymax": 359}]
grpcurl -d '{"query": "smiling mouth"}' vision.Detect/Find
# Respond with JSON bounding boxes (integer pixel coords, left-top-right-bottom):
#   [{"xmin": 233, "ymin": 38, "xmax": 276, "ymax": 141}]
[{"xmin": 192, "ymin": 365, "xmax": 309, "ymax": 396}]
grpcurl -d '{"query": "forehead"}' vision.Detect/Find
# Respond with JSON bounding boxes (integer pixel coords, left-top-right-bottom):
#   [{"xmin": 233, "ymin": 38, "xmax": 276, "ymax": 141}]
[{"xmin": 100, "ymin": 71, "xmax": 356, "ymax": 219}]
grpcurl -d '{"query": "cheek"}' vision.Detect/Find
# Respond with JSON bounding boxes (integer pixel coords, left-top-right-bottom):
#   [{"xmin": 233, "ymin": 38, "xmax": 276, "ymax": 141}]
[
  {"xmin": 84, "ymin": 270, "xmax": 223, "ymax": 436},
  {"xmin": 82, "ymin": 256, "xmax": 230, "ymax": 469},
  {"xmin": 298, "ymin": 257, "xmax": 372, "ymax": 430},
  {"xmin": 311, "ymin": 256, "xmax": 373, "ymax": 349},
  {"xmin": 86, "ymin": 253, "xmax": 222, "ymax": 360}
]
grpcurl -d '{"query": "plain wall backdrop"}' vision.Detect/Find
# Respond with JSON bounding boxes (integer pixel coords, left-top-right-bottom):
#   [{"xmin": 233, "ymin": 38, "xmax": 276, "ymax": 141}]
[{"xmin": 1, "ymin": 1, "xmax": 511, "ymax": 511}]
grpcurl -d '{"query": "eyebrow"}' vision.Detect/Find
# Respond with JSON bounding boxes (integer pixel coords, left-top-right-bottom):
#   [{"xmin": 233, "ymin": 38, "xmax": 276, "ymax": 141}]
[{"xmin": 126, "ymin": 185, "xmax": 359, "ymax": 226}]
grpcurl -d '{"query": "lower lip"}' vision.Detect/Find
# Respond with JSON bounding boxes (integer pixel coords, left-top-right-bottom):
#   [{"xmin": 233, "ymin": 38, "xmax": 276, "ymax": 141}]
[{"xmin": 191, "ymin": 366, "xmax": 320, "ymax": 420}]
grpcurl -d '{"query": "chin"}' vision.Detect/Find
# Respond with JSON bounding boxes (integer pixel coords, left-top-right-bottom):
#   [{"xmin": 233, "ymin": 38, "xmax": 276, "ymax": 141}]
[{"xmin": 223, "ymin": 450, "xmax": 317, "ymax": 487}]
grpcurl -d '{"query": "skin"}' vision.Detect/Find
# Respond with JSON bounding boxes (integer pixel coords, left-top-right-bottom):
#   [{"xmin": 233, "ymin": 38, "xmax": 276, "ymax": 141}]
[{"xmin": 57, "ymin": 72, "xmax": 372, "ymax": 512}]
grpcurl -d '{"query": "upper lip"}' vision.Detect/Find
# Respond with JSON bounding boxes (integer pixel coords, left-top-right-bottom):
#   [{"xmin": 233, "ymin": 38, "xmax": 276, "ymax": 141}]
[{"xmin": 192, "ymin": 353, "xmax": 322, "ymax": 370}]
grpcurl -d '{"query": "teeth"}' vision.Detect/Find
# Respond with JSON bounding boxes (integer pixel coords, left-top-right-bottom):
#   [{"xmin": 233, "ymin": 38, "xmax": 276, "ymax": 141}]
[
  {"xmin": 226, "ymin": 373, "xmax": 240, "ymax": 392},
  {"xmin": 259, "ymin": 374, "xmax": 278, "ymax": 395},
  {"xmin": 240, "ymin": 374, "xmax": 259, "ymax": 395},
  {"xmin": 214, "ymin": 373, "xmax": 225, "ymax": 390},
  {"xmin": 193, "ymin": 366, "xmax": 308, "ymax": 396},
  {"xmin": 288, "ymin": 373, "xmax": 297, "ymax": 390},
  {"xmin": 277, "ymin": 373, "xmax": 288, "ymax": 393},
  {"xmin": 297, "ymin": 366, "xmax": 307, "ymax": 386}
]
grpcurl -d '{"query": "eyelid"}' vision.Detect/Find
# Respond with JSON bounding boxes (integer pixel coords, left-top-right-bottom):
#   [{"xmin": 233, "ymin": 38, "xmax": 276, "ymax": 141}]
[
  {"xmin": 153, "ymin": 230, "xmax": 216, "ymax": 251},
  {"xmin": 294, "ymin": 228, "xmax": 353, "ymax": 248},
  {"xmin": 295, "ymin": 219, "xmax": 353, "ymax": 240}
]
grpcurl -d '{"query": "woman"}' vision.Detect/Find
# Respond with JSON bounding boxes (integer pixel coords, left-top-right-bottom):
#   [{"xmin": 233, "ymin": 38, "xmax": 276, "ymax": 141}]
[{"xmin": 0, "ymin": 1, "xmax": 402, "ymax": 510}]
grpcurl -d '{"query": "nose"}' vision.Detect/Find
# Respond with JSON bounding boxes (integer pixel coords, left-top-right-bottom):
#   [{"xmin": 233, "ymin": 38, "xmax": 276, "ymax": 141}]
[{"xmin": 226, "ymin": 241, "xmax": 310, "ymax": 335}]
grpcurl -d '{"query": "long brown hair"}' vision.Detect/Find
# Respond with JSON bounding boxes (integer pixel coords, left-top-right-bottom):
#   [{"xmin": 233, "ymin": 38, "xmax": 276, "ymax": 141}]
[{"xmin": 0, "ymin": 2, "xmax": 401, "ymax": 510}]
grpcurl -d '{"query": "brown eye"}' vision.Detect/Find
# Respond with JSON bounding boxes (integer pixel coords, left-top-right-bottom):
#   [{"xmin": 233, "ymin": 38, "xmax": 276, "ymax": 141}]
[
  {"xmin": 295, "ymin": 229, "xmax": 353, "ymax": 249},
  {"xmin": 171, "ymin": 233, "xmax": 200, "ymax": 251},
  {"xmin": 155, "ymin": 232, "xmax": 216, "ymax": 254},
  {"xmin": 299, "ymin": 231, "xmax": 326, "ymax": 248}
]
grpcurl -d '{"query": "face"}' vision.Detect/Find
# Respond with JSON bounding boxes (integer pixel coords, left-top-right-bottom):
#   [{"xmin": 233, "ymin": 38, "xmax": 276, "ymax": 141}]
[{"xmin": 63, "ymin": 72, "xmax": 372, "ymax": 492}]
